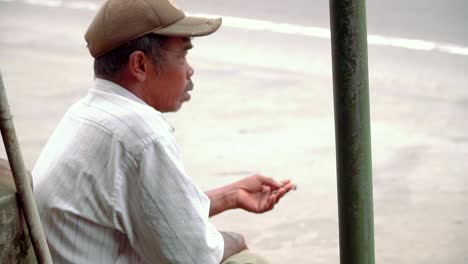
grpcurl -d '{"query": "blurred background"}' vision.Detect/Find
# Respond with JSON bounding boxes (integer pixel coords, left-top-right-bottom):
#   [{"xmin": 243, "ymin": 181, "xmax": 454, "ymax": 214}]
[{"xmin": 0, "ymin": 0, "xmax": 467, "ymax": 263}]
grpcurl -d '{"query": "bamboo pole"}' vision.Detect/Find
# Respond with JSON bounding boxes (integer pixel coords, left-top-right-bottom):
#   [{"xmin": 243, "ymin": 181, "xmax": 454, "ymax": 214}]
[
  {"xmin": 329, "ymin": 0, "xmax": 376, "ymax": 263},
  {"xmin": 0, "ymin": 71, "xmax": 52, "ymax": 263}
]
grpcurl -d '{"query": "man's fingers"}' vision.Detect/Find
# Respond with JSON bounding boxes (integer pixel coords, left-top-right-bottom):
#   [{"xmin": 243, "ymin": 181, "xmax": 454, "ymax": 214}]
[
  {"xmin": 283, "ymin": 182, "xmax": 295, "ymax": 192},
  {"xmin": 259, "ymin": 190, "xmax": 272, "ymax": 212},
  {"xmin": 280, "ymin": 179, "xmax": 291, "ymax": 185},
  {"xmin": 271, "ymin": 182, "xmax": 295, "ymax": 203},
  {"xmin": 262, "ymin": 185, "xmax": 272, "ymax": 193},
  {"xmin": 275, "ymin": 187, "xmax": 290, "ymax": 203},
  {"xmin": 255, "ymin": 175, "xmax": 282, "ymax": 189},
  {"xmin": 266, "ymin": 194, "xmax": 276, "ymax": 210},
  {"xmin": 272, "ymin": 182, "xmax": 295, "ymax": 194}
]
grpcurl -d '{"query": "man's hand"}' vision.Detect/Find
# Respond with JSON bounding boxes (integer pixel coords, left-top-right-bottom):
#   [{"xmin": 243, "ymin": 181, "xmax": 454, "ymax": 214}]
[
  {"xmin": 220, "ymin": 231, "xmax": 248, "ymax": 263},
  {"xmin": 234, "ymin": 175, "xmax": 295, "ymax": 213},
  {"xmin": 206, "ymin": 174, "xmax": 295, "ymax": 216}
]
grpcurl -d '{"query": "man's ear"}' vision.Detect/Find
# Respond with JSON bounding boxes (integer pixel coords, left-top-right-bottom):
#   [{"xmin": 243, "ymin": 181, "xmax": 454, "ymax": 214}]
[{"xmin": 128, "ymin": 51, "xmax": 148, "ymax": 82}]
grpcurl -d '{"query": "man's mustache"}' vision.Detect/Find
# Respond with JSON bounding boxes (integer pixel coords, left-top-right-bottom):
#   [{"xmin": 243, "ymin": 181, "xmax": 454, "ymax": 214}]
[{"xmin": 186, "ymin": 80, "xmax": 194, "ymax": 91}]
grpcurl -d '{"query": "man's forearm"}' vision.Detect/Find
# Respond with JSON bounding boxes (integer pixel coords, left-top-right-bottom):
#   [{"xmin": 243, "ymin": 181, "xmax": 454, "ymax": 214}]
[
  {"xmin": 205, "ymin": 184, "xmax": 238, "ymax": 217},
  {"xmin": 220, "ymin": 231, "xmax": 248, "ymax": 263}
]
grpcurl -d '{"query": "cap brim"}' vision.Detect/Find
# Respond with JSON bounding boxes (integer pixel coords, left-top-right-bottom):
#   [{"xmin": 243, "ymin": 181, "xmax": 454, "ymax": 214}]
[{"xmin": 152, "ymin": 16, "xmax": 222, "ymax": 37}]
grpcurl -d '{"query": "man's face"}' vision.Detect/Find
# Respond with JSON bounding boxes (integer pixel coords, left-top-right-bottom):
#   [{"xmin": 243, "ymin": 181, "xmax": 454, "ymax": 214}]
[{"xmin": 143, "ymin": 37, "xmax": 194, "ymax": 112}]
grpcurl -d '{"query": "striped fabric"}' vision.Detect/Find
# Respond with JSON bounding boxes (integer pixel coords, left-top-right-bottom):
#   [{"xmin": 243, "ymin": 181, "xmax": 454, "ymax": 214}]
[{"xmin": 33, "ymin": 79, "xmax": 224, "ymax": 264}]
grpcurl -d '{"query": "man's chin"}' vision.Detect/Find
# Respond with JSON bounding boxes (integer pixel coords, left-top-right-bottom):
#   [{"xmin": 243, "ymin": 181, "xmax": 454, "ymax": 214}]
[
  {"xmin": 183, "ymin": 91, "xmax": 191, "ymax": 101},
  {"xmin": 162, "ymin": 95, "xmax": 190, "ymax": 112},
  {"xmin": 170, "ymin": 101, "xmax": 185, "ymax": 113}
]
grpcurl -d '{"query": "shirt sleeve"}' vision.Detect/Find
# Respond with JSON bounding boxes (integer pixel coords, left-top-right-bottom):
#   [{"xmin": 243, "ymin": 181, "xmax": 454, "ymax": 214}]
[{"xmin": 114, "ymin": 136, "xmax": 224, "ymax": 264}]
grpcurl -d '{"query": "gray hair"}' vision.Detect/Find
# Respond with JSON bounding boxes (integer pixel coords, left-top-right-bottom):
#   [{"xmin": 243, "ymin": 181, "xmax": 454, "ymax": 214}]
[{"xmin": 93, "ymin": 34, "xmax": 169, "ymax": 79}]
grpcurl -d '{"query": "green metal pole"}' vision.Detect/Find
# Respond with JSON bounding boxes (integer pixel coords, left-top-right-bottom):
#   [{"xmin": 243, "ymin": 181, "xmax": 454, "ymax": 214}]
[
  {"xmin": 329, "ymin": 0, "xmax": 375, "ymax": 263},
  {"xmin": 0, "ymin": 71, "xmax": 52, "ymax": 263}
]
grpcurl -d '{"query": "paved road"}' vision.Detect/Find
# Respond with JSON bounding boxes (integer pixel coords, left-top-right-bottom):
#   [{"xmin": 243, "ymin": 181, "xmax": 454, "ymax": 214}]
[
  {"xmin": 178, "ymin": 0, "xmax": 468, "ymax": 45},
  {"xmin": 0, "ymin": 0, "xmax": 467, "ymax": 263}
]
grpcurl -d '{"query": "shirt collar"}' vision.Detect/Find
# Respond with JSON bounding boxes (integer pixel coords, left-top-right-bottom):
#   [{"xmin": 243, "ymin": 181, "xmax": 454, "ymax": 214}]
[
  {"xmin": 90, "ymin": 78, "xmax": 176, "ymax": 133},
  {"xmin": 91, "ymin": 78, "xmax": 148, "ymax": 106}
]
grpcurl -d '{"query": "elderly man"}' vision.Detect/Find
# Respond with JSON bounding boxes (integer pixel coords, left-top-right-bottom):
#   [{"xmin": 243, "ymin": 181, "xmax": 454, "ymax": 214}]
[{"xmin": 33, "ymin": 0, "xmax": 294, "ymax": 263}]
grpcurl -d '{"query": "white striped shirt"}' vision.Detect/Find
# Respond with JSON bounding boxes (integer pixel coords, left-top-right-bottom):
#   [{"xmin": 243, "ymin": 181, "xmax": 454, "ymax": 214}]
[{"xmin": 33, "ymin": 79, "xmax": 224, "ymax": 264}]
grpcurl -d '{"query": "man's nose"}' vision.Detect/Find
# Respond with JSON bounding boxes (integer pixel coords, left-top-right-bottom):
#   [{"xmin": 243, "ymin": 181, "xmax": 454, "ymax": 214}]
[{"xmin": 187, "ymin": 64, "xmax": 194, "ymax": 77}]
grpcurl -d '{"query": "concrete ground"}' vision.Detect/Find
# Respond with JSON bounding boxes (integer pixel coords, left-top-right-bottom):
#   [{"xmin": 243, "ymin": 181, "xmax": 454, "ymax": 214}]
[{"xmin": 1, "ymin": 0, "xmax": 467, "ymax": 263}]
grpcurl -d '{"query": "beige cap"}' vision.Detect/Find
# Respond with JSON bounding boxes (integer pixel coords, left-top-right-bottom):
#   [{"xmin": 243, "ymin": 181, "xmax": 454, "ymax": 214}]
[{"xmin": 85, "ymin": 0, "xmax": 222, "ymax": 58}]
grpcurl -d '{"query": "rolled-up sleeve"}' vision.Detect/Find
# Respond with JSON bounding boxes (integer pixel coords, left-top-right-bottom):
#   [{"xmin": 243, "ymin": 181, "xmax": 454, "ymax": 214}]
[{"xmin": 114, "ymin": 137, "xmax": 224, "ymax": 263}]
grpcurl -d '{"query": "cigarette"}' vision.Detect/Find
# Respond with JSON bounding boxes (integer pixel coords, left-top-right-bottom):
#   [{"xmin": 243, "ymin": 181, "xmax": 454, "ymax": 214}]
[
  {"xmin": 282, "ymin": 183, "xmax": 297, "ymax": 190},
  {"xmin": 273, "ymin": 184, "xmax": 297, "ymax": 194}
]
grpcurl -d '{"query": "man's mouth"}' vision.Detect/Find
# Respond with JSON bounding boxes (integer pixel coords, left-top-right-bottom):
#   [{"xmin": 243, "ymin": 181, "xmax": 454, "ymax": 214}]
[
  {"xmin": 183, "ymin": 80, "xmax": 194, "ymax": 101},
  {"xmin": 185, "ymin": 80, "xmax": 194, "ymax": 92}
]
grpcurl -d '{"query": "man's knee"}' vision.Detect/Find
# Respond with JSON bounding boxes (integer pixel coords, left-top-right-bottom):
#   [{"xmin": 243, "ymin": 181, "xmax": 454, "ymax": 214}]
[{"xmin": 221, "ymin": 250, "xmax": 269, "ymax": 264}]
